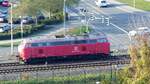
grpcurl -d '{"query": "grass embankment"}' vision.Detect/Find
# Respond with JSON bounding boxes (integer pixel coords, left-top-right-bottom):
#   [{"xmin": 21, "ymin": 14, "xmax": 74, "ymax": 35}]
[
  {"xmin": 117, "ymin": 0, "xmax": 150, "ymax": 11},
  {"xmin": 55, "ymin": 26, "xmax": 91, "ymax": 36},
  {"xmin": 0, "ymin": 40, "xmax": 21, "ymax": 47},
  {"xmin": 0, "ymin": 73, "xmax": 113, "ymax": 84},
  {"xmin": 0, "ymin": 26, "xmax": 91, "ymax": 47}
]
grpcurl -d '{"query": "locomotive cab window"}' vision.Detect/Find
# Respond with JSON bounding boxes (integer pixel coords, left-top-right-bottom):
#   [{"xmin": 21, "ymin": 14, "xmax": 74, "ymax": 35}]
[{"xmin": 88, "ymin": 39, "xmax": 97, "ymax": 44}]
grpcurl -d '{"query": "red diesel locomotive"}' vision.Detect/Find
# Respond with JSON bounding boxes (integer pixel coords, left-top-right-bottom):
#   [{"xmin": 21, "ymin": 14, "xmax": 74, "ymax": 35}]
[{"xmin": 18, "ymin": 34, "xmax": 110, "ymax": 64}]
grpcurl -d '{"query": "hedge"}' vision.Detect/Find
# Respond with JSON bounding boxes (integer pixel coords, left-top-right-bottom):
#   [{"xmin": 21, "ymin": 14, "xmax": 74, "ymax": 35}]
[{"xmin": 0, "ymin": 12, "xmax": 66, "ymax": 40}]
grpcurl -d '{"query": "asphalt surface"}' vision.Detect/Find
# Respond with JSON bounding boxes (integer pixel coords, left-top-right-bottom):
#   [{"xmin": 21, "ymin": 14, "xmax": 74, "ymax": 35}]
[
  {"xmin": 81, "ymin": 0, "xmax": 150, "ymax": 49},
  {"xmin": 0, "ymin": 0, "xmax": 150, "ymax": 62}
]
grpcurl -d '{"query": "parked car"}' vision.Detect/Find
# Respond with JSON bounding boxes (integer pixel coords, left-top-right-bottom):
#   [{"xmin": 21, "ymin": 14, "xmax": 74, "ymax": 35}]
[
  {"xmin": 137, "ymin": 27, "xmax": 150, "ymax": 35},
  {"xmin": 21, "ymin": 17, "xmax": 35, "ymax": 24},
  {"xmin": 0, "ymin": 17, "xmax": 4, "ymax": 22},
  {"xmin": 0, "ymin": 10, "xmax": 8, "ymax": 14},
  {"xmin": 37, "ymin": 15, "xmax": 45, "ymax": 21},
  {"xmin": 95, "ymin": 0, "xmax": 108, "ymax": 7},
  {"xmin": 129, "ymin": 27, "xmax": 150, "ymax": 36},
  {"xmin": 0, "ymin": 23, "xmax": 10, "ymax": 32},
  {"xmin": 2, "ymin": 0, "xmax": 10, "ymax": 7},
  {"xmin": 128, "ymin": 30, "xmax": 137, "ymax": 37},
  {"xmin": 0, "ymin": 12, "xmax": 7, "ymax": 18},
  {"xmin": 12, "ymin": 17, "xmax": 34, "ymax": 24},
  {"xmin": 0, "ymin": 17, "xmax": 8, "ymax": 23},
  {"xmin": 12, "ymin": 18, "xmax": 21, "ymax": 24}
]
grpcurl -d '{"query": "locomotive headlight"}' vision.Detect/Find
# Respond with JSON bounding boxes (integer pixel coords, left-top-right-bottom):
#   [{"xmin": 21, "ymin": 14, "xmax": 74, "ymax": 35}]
[{"xmin": 18, "ymin": 45, "xmax": 22, "ymax": 53}]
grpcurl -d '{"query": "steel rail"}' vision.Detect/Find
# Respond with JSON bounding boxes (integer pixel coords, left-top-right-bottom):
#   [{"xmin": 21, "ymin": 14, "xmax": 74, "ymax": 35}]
[
  {"xmin": 0, "ymin": 60, "xmax": 130, "ymax": 74},
  {"xmin": 0, "ymin": 55, "xmax": 130, "ymax": 68}
]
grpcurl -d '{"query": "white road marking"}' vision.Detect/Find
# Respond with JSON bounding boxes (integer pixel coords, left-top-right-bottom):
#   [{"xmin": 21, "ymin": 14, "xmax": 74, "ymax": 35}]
[
  {"xmin": 85, "ymin": 1, "xmax": 127, "ymax": 33},
  {"xmin": 84, "ymin": 0, "xmax": 131, "ymax": 47},
  {"xmin": 110, "ymin": 23, "xmax": 129, "ymax": 34}
]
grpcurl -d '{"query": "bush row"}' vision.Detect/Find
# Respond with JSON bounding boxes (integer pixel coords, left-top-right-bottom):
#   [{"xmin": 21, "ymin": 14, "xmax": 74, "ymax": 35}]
[
  {"xmin": 38, "ymin": 12, "xmax": 67, "ymax": 25},
  {"xmin": 0, "ymin": 12, "xmax": 66, "ymax": 40},
  {"xmin": 0, "ymin": 25, "xmax": 43, "ymax": 40}
]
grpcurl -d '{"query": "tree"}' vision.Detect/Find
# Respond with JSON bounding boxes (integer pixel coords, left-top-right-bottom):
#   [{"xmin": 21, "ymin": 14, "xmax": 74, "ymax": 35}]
[
  {"xmin": 117, "ymin": 35, "xmax": 150, "ymax": 84},
  {"xmin": 12, "ymin": 0, "xmax": 79, "ymax": 17}
]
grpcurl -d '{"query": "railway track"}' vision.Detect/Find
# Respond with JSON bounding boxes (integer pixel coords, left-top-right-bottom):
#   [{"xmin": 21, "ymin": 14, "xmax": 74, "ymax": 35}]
[
  {"xmin": 0, "ymin": 55, "xmax": 129, "ymax": 68},
  {"xmin": 0, "ymin": 59, "xmax": 130, "ymax": 74},
  {"xmin": 0, "ymin": 62, "xmax": 21, "ymax": 67}
]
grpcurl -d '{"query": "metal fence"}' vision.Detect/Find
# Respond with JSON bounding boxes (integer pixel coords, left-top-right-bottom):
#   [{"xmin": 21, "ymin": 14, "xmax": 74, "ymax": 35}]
[{"xmin": 0, "ymin": 64, "xmax": 127, "ymax": 84}]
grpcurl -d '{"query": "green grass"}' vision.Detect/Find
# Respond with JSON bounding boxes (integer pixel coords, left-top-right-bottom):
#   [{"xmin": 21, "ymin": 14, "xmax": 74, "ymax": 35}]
[
  {"xmin": 0, "ymin": 73, "xmax": 113, "ymax": 84},
  {"xmin": 0, "ymin": 40, "xmax": 21, "ymax": 47},
  {"xmin": 67, "ymin": 26, "xmax": 91, "ymax": 35},
  {"xmin": 117, "ymin": 0, "xmax": 150, "ymax": 11},
  {"xmin": 52, "ymin": 25, "xmax": 91, "ymax": 36}
]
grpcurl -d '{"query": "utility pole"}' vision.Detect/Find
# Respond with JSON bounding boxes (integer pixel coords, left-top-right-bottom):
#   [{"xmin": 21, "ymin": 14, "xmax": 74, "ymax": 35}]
[
  {"xmin": 20, "ymin": 16, "xmax": 23, "ymax": 40},
  {"xmin": 63, "ymin": 0, "xmax": 66, "ymax": 36}
]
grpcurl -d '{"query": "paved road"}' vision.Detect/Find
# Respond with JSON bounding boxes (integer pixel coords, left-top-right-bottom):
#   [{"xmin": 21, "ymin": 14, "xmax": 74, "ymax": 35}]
[{"xmin": 81, "ymin": 0, "xmax": 150, "ymax": 49}]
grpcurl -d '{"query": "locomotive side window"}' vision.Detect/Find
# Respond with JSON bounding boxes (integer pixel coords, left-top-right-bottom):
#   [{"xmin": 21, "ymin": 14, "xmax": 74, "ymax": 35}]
[
  {"xmin": 63, "ymin": 41, "xmax": 72, "ymax": 45},
  {"xmin": 42, "ymin": 42, "xmax": 47, "ymax": 46},
  {"xmin": 31, "ymin": 43, "xmax": 38, "ymax": 47},
  {"xmin": 51, "ymin": 42, "xmax": 61, "ymax": 46},
  {"xmin": 38, "ymin": 43, "xmax": 43, "ymax": 47},
  {"xmin": 31, "ymin": 42, "xmax": 48, "ymax": 47},
  {"xmin": 47, "ymin": 42, "xmax": 51, "ymax": 46},
  {"xmin": 50, "ymin": 41, "xmax": 72, "ymax": 46},
  {"xmin": 74, "ymin": 40, "xmax": 87, "ymax": 44},
  {"xmin": 88, "ymin": 39, "xmax": 97, "ymax": 44}
]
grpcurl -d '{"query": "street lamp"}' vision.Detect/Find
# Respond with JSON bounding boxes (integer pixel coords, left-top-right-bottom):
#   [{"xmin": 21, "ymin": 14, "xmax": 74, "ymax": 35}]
[
  {"xmin": 63, "ymin": 0, "xmax": 66, "ymax": 36},
  {"xmin": 20, "ymin": 16, "xmax": 23, "ymax": 40},
  {"xmin": 86, "ymin": 14, "xmax": 95, "ymax": 33},
  {"xmin": 79, "ymin": 7, "xmax": 88, "ymax": 34},
  {"xmin": 81, "ymin": 20, "xmax": 86, "ymax": 34},
  {"xmin": 10, "ymin": 3, "xmax": 13, "ymax": 56}
]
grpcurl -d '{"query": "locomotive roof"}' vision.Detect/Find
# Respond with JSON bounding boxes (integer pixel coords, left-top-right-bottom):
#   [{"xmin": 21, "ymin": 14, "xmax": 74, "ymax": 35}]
[{"xmin": 23, "ymin": 34, "xmax": 107, "ymax": 44}]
